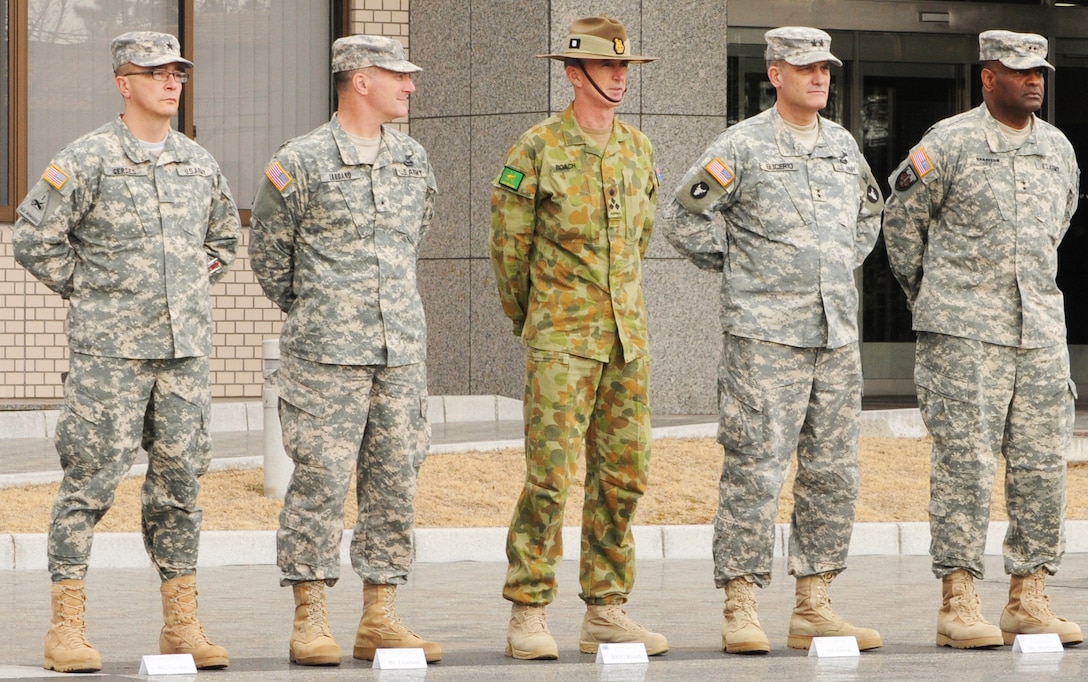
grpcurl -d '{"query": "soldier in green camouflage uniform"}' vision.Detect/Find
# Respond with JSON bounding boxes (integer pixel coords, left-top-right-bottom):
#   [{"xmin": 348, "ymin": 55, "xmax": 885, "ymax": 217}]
[
  {"xmin": 664, "ymin": 27, "xmax": 883, "ymax": 655},
  {"xmin": 884, "ymin": 30, "xmax": 1083, "ymax": 649},
  {"xmin": 250, "ymin": 35, "xmax": 440, "ymax": 666},
  {"xmin": 489, "ymin": 15, "xmax": 667, "ymax": 660},
  {"xmin": 13, "ymin": 32, "xmax": 238, "ymax": 673}
]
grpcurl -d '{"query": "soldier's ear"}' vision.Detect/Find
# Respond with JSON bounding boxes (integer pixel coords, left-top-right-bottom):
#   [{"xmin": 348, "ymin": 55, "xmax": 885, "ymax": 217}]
[{"xmin": 767, "ymin": 63, "xmax": 782, "ymax": 88}]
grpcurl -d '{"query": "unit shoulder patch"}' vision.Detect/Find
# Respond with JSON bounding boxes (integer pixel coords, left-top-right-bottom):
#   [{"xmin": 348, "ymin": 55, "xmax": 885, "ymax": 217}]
[
  {"xmin": 894, "ymin": 164, "xmax": 919, "ymax": 193},
  {"xmin": 17, "ymin": 190, "xmax": 50, "ymax": 226},
  {"xmin": 498, "ymin": 166, "xmax": 525, "ymax": 191}
]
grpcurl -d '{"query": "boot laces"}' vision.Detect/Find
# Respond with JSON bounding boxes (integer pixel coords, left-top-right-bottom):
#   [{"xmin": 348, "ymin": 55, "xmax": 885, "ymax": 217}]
[
  {"xmin": 726, "ymin": 581, "xmax": 759, "ymax": 626},
  {"xmin": 596, "ymin": 605, "xmax": 646, "ymax": 633},
  {"xmin": 376, "ymin": 588, "xmax": 423, "ymax": 638},
  {"xmin": 303, "ymin": 584, "xmax": 333, "ymax": 637},
  {"xmin": 166, "ymin": 582, "xmax": 212, "ymax": 644},
  {"xmin": 55, "ymin": 586, "xmax": 92, "ymax": 647},
  {"xmin": 950, "ymin": 582, "xmax": 986, "ymax": 625},
  {"xmin": 516, "ymin": 606, "xmax": 551, "ymax": 635},
  {"xmin": 813, "ymin": 574, "xmax": 834, "ymax": 607},
  {"xmin": 1023, "ymin": 574, "xmax": 1057, "ymax": 620}
]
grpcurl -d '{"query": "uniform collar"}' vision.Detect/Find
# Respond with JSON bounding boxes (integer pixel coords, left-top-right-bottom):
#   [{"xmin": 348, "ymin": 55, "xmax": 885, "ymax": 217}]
[
  {"xmin": 980, "ymin": 103, "xmax": 1047, "ymax": 156},
  {"xmin": 112, "ymin": 116, "xmax": 188, "ymax": 165},
  {"xmin": 558, "ymin": 105, "xmax": 627, "ymax": 155},
  {"xmin": 330, "ymin": 114, "xmax": 415, "ymax": 169},
  {"xmin": 769, "ymin": 106, "xmax": 841, "ymax": 159}
]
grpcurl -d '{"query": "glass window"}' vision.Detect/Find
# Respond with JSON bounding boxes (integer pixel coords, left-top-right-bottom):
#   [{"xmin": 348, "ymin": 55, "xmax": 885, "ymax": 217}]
[
  {"xmin": 26, "ymin": 1, "xmax": 178, "ymax": 179},
  {"xmin": 193, "ymin": 0, "xmax": 331, "ymax": 211}
]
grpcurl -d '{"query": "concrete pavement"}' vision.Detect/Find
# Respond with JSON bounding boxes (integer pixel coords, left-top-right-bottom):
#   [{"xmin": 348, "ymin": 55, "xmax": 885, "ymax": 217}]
[
  {"xmin": 2, "ymin": 556, "xmax": 1088, "ymax": 680},
  {"xmin": 3, "ymin": 398, "xmax": 1088, "ymax": 679}
]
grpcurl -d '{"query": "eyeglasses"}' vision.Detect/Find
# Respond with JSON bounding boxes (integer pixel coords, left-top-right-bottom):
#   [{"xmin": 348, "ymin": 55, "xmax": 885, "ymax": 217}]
[{"xmin": 125, "ymin": 69, "xmax": 190, "ymax": 84}]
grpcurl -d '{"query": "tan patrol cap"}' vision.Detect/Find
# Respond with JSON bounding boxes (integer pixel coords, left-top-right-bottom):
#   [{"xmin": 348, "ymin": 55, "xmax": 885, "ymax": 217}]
[
  {"xmin": 111, "ymin": 32, "xmax": 193, "ymax": 72},
  {"xmin": 764, "ymin": 26, "xmax": 842, "ymax": 67},
  {"xmin": 979, "ymin": 30, "xmax": 1054, "ymax": 71},
  {"xmin": 332, "ymin": 35, "xmax": 421, "ymax": 74},
  {"xmin": 537, "ymin": 15, "xmax": 656, "ymax": 63}
]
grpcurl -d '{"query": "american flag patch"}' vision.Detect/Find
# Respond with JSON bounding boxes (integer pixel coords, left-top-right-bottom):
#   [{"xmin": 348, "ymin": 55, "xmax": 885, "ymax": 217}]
[
  {"xmin": 265, "ymin": 161, "xmax": 293, "ymax": 192},
  {"xmin": 43, "ymin": 164, "xmax": 70, "ymax": 191},
  {"xmin": 910, "ymin": 147, "xmax": 934, "ymax": 178},
  {"xmin": 704, "ymin": 157, "xmax": 735, "ymax": 188}
]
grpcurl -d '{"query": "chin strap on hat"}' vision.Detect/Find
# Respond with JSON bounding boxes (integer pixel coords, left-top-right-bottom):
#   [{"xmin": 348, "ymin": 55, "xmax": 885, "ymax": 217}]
[{"xmin": 576, "ymin": 59, "xmax": 625, "ymax": 104}]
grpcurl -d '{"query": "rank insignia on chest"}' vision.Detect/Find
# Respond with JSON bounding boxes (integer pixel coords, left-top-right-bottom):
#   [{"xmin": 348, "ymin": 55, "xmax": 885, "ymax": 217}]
[
  {"xmin": 43, "ymin": 164, "xmax": 70, "ymax": 191},
  {"xmin": 266, "ymin": 161, "xmax": 293, "ymax": 192},
  {"xmin": 910, "ymin": 147, "xmax": 934, "ymax": 178},
  {"xmin": 499, "ymin": 166, "xmax": 525, "ymax": 191}
]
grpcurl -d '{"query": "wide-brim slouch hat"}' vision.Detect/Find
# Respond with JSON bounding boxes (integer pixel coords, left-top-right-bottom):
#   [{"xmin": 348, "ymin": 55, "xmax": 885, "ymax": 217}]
[{"xmin": 537, "ymin": 15, "xmax": 656, "ymax": 63}]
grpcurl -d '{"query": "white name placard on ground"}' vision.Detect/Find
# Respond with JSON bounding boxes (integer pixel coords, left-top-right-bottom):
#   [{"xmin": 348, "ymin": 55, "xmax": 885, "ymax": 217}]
[
  {"xmin": 372, "ymin": 647, "xmax": 428, "ymax": 669},
  {"xmin": 807, "ymin": 636, "xmax": 861, "ymax": 658},
  {"xmin": 595, "ymin": 642, "xmax": 649, "ymax": 664},
  {"xmin": 1012, "ymin": 633, "xmax": 1064, "ymax": 654},
  {"xmin": 138, "ymin": 653, "xmax": 197, "ymax": 675}
]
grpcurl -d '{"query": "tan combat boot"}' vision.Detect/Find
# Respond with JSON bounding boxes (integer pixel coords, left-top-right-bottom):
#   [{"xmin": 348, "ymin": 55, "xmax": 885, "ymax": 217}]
[
  {"xmin": 999, "ymin": 569, "xmax": 1083, "ymax": 646},
  {"xmin": 787, "ymin": 573, "xmax": 882, "ymax": 650},
  {"xmin": 723, "ymin": 576, "xmax": 770, "ymax": 654},
  {"xmin": 353, "ymin": 583, "xmax": 442, "ymax": 662},
  {"xmin": 43, "ymin": 579, "xmax": 102, "ymax": 673},
  {"xmin": 289, "ymin": 581, "xmax": 342, "ymax": 665},
  {"xmin": 159, "ymin": 575, "xmax": 230, "ymax": 668},
  {"xmin": 506, "ymin": 604, "xmax": 559, "ymax": 660},
  {"xmin": 579, "ymin": 604, "xmax": 669, "ymax": 656},
  {"xmin": 936, "ymin": 568, "xmax": 1003, "ymax": 648}
]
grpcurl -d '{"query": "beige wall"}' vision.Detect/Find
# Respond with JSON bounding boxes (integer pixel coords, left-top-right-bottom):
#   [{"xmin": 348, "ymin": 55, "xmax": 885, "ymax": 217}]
[{"xmin": 0, "ymin": 1, "xmax": 410, "ymax": 402}]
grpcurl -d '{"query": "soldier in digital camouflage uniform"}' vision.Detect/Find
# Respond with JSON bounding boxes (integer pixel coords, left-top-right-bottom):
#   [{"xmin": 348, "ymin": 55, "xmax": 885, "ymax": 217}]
[
  {"xmin": 489, "ymin": 15, "xmax": 667, "ymax": 660},
  {"xmin": 12, "ymin": 32, "xmax": 238, "ymax": 674},
  {"xmin": 884, "ymin": 30, "xmax": 1083, "ymax": 650},
  {"xmin": 249, "ymin": 35, "xmax": 440, "ymax": 667},
  {"xmin": 663, "ymin": 27, "xmax": 883, "ymax": 655}
]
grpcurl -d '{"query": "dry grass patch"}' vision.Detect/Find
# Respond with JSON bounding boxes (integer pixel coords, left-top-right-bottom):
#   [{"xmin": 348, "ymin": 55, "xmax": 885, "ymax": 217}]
[{"xmin": 4, "ymin": 437, "xmax": 1088, "ymax": 533}]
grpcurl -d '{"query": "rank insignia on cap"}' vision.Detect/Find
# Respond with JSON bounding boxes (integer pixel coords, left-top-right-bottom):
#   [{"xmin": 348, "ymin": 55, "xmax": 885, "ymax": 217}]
[
  {"xmin": 265, "ymin": 161, "xmax": 293, "ymax": 192},
  {"xmin": 613, "ymin": 38, "xmax": 626, "ymax": 55},
  {"xmin": 43, "ymin": 164, "xmax": 70, "ymax": 191},
  {"xmin": 704, "ymin": 157, "xmax": 735, "ymax": 188},
  {"xmin": 910, "ymin": 147, "xmax": 933, "ymax": 178},
  {"xmin": 499, "ymin": 166, "xmax": 525, "ymax": 191}
]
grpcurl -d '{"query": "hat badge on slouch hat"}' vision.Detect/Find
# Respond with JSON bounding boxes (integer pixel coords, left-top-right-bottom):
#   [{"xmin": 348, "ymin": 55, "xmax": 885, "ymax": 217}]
[{"xmin": 537, "ymin": 15, "xmax": 656, "ymax": 63}]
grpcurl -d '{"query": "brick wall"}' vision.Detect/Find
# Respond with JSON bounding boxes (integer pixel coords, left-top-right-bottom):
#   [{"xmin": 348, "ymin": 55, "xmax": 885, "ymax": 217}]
[{"xmin": 0, "ymin": 0, "xmax": 411, "ymax": 401}]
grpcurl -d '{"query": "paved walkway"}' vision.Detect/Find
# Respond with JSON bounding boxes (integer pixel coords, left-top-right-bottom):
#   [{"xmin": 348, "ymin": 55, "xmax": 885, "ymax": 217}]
[
  {"xmin": 2, "ymin": 556, "xmax": 1088, "ymax": 680},
  {"xmin": 3, "ymin": 400, "xmax": 1088, "ymax": 678}
]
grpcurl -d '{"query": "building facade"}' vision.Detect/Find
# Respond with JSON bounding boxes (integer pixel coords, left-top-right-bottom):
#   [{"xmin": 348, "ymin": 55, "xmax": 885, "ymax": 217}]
[{"xmin": 3, "ymin": 1, "xmax": 1088, "ymax": 415}]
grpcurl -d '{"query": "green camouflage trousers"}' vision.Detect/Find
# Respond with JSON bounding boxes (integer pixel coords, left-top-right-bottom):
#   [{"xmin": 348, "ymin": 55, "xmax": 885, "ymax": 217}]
[
  {"xmin": 713, "ymin": 335, "xmax": 861, "ymax": 589},
  {"xmin": 504, "ymin": 346, "xmax": 651, "ymax": 606},
  {"xmin": 274, "ymin": 354, "xmax": 429, "ymax": 587},
  {"xmin": 50, "ymin": 352, "xmax": 211, "ymax": 582},
  {"xmin": 916, "ymin": 332, "xmax": 1073, "ymax": 579}
]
